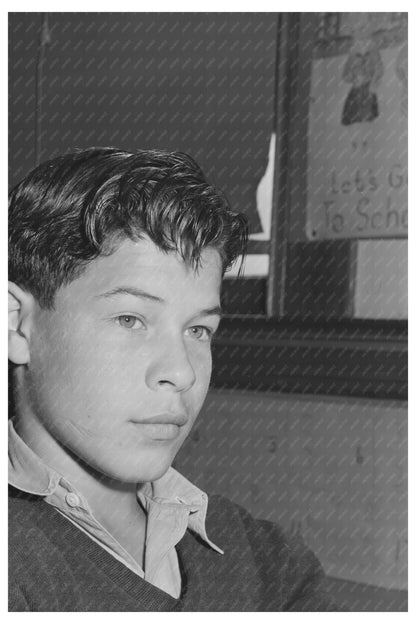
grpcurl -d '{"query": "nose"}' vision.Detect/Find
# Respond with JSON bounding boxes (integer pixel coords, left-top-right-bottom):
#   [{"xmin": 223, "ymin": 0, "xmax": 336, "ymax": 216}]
[{"xmin": 145, "ymin": 336, "xmax": 196, "ymax": 393}]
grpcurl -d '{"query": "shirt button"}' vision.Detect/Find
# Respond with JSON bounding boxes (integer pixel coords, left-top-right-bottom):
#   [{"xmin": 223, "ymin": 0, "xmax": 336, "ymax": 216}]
[{"xmin": 65, "ymin": 493, "xmax": 80, "ymax": 508}]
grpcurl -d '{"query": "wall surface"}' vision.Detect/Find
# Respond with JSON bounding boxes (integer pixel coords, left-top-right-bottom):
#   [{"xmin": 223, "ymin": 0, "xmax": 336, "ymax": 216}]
[
  {"xmin": 175, "ymin": 388, "xmax": 407, "ymax": 601},
  {"xmin": 9, "ymin": 12, "xmax": 276, "ymax": 234}
]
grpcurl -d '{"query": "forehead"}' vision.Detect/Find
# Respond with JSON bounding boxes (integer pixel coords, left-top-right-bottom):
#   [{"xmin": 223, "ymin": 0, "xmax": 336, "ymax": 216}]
[{"xmin": 56, "ymin": 237, "xmax": 223, "ymax": 309}]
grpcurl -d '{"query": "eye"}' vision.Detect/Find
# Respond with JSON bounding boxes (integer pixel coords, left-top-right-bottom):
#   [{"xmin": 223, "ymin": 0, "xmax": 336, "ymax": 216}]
[
  {"xmin": 116, "ymin": 315, "xmax": 145, "ymax": 330},
  {"xmin": 186, "ymin": 326, "xmax": 213, "ymax": 342}
]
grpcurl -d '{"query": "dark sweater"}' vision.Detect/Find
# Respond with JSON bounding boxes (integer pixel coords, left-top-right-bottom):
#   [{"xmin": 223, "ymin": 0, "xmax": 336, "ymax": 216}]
[{"xmin": 9, "ymin": 486, "xmax": 339, "ymax": 611}]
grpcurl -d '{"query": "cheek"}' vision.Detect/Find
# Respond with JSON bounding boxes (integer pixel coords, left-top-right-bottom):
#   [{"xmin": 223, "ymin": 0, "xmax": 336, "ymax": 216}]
[
  {"xmin": 28, "ymin": 330, "xmax": 116, "ymax": 417},
  {"xmin": 191, "ymin": 348, "xmax": 212, "ymax": 394}
]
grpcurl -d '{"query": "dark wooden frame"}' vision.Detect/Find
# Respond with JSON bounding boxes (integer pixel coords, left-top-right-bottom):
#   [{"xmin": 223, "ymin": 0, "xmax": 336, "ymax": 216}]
[{"xmin": 214, "ymin": 13, "xmax": 407, "ymax": 401}]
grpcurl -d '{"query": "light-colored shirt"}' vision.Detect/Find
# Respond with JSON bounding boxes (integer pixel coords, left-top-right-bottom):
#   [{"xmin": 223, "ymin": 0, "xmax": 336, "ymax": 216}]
[{"xmin": 8, "ymin": 420, "xmax": 223, "ymax": 598}]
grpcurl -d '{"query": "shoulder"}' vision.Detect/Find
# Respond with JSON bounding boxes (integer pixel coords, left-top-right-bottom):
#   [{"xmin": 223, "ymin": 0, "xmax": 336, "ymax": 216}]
[
  {"xmin": 9, "ymin": 486, "xmax": 65, "ymax": 569},
  {"xmin": 207, "ymin": 494, "xmax": 339, "ymax": 611},
  {"xmin": 9, "ymin": 487, "xmax": 45, "ymax": 541},
  {"xmin": 9, "ymin": 486, "xmax": 75, "ymax": 558},
  {"xmin": 206, "ymin": 492, "xmax": 301, "ymax": 554},
  {"xmin": 9, "ymin": 487, "xmax": 78, "ymax": 611},
  {"xmin": 8, "ymin": 487, "xmax": 58, "ymax": 549}
]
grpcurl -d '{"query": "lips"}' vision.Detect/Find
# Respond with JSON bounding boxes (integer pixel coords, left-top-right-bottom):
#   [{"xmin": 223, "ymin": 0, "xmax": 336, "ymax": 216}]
[
  {"xmin": 129, "ymin": 413, "xmax": 188, "ymax": 441},
  {"xmin": 132, "ymin": 413, "xmax": 188, "ymax": 427}
]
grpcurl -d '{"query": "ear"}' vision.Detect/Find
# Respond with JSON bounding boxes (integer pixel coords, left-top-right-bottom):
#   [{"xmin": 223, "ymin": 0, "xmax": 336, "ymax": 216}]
[{"xmin": 8, "ymin": 281, "xmax": 36, "ymax": 365}]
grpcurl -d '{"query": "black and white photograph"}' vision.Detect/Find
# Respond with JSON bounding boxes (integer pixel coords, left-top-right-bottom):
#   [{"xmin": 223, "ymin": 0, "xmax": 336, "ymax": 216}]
[{"xmin": 8, "ymin": 10, "xmax": 408, "ymax": 613}]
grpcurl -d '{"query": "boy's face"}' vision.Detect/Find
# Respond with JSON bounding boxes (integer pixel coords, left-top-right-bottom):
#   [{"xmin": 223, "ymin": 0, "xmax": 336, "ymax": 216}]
[{"xmin": 21, "ymin": 237, "xmax": 222, "ymax": 483}]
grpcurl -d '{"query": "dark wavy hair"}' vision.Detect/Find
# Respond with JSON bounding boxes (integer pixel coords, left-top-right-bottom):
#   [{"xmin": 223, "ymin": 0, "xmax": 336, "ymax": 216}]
[{"xmin": 9, "ymin": 147, "xmax": 248, "ymax": 308}]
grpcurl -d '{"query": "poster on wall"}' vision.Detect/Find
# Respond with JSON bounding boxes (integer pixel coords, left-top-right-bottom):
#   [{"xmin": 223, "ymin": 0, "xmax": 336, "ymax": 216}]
[{"xmin": 306, "ymin": 12, "xmax": 407, "ymax": 240}]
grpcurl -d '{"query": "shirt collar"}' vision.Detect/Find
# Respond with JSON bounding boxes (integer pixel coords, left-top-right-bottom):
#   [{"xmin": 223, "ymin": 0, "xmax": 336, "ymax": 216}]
[
  {"xmin": 138, "ymin": 468, "xmax": 223, "ymax": 555},
  {"xmin": 8, "ymin": 419, "xmax": 61, "ymax": 495},
  {"xmin": 8, "ymin": 419, "xmax": 223, "ymax": 554}
]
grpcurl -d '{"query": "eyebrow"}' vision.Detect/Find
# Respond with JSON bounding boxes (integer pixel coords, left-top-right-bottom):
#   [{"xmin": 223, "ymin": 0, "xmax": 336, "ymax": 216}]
[
  {"xmin": 96, "ymin": 286, "xmax": 163, "ymax": 304},
  {"xmin": 96, "ymin": 286, "xmax": 222, "ymax": 318}
]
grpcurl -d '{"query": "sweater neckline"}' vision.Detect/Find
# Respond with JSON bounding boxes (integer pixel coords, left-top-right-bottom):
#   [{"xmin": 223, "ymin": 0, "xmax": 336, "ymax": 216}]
[{"xmin": 10, "ymin": 488, "xmax": 183, "ymax": 611}]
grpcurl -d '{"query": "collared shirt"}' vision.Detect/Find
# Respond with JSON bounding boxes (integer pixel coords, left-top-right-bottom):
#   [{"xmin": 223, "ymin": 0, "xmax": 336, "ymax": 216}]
[{"xmin": 8, "ymin": 420, "xmax": 223, "ymax": 598}]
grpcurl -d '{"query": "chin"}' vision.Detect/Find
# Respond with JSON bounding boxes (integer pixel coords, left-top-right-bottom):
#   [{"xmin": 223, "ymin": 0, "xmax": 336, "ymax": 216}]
[{"xmin": 97, "ymin": 451, "xmax": 175, "ymax": 485}]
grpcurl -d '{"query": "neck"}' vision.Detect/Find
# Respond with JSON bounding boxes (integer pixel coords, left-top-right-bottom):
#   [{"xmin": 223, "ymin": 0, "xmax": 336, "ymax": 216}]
[
  {"xmin": 12, "ymin": 376, "xmax": 148, "ymax": 567},
  {"xmin": 13, "ymin": 393, "xmax": 146, "ymax": 534}
]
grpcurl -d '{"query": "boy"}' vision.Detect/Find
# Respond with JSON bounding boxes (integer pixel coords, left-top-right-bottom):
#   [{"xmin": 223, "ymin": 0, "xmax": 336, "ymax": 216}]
[{"xmin": 9, "ymin": 147, "xmax": 338, "ymax": 611}]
